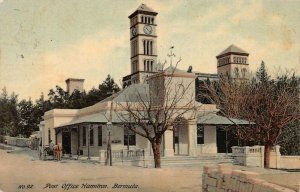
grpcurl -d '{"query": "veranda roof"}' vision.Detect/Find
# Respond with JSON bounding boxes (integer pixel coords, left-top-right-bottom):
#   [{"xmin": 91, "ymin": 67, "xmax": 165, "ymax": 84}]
[
  {"xmin": 197, "ymin": 113, "xmax": 252, "ymax": 125},
  {"xmin": 54, "ymin": 111, "xmax": 131, "ymax": 129}
]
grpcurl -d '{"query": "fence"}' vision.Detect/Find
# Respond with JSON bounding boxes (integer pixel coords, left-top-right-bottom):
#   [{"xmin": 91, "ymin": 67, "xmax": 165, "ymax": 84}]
[
  {"xmin": 232, "ymin": 145, "xmax": 300, "ymax": 169},
  {"xmin": 99, "ymin": 149, "xmax": 146, "ymax": 166}
]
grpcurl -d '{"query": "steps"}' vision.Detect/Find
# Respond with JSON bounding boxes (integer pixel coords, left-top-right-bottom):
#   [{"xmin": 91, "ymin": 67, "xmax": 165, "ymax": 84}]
[{"xmin": 158, "ymin": 154, "xmax": 236, "ymax": 167}]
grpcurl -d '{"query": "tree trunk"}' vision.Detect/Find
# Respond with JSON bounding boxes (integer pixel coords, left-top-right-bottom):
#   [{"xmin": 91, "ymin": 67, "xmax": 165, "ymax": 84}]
[
  {"xmin": 151, "ymin": 140, "xmax": 161, "ymax": 168},
  {"xmin": 264, "ymin": 141, "xmax": 272, "ymax": 168}
]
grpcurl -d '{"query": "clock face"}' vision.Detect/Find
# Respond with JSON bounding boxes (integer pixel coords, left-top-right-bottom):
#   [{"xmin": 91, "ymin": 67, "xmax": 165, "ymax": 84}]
[
  {"xmin": 131, "ymin": 27, "xmax": 137, "ymax": 36},
  {"xmin": 143, "ymin": 25, "xmax": 152, "ymax": 35}
]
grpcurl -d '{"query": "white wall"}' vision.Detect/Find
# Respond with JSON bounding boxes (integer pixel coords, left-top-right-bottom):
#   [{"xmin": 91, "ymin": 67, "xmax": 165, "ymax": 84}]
[{"xmin": 197, "ymin": 125, "xmax": 217, "ymax": 154}]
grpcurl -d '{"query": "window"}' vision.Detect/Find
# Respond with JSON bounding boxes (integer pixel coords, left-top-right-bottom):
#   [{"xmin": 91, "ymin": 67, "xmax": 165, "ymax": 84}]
[
  {"xmin": 124, "ymin": 127, "xmax": 136, "ymax": 146},
  {"xmin": 131, "ymin": 40, "xmax": 137, "ymax": 56},
  {"xmin": 242, "ymin": 68, "xmax": 247, "ymax": 78},
  {"xmin": 197, "ymin": 125, "xmax": 204, "ymax": 144},
  {"xmin": 174, "ymin": 127, "xmax": 179, "ymax": 144},
  {"xmin": 132, "ymin": 60, "xmax": 138, "ymax": 73},
  {"xmin": 90, "ymin": 127, "xmax": 94, "ymax": 146},
  {"xmin": 143, "ymin": 40, "xmax": 153, "ymax": 55},
  {"xmin": 83, "ymin": 127, "xmax": 86, "ymax": 146},
  {"xmin": 144, "ymin": 60, "xmax": 154, "ymax": 72},
  {"xmin": 234, "ymin": 67, "xmax": 239, "ymax": 78},
  {"xmin": 98, "ymin": 126, "xmax": 102, "ymax": 146}
]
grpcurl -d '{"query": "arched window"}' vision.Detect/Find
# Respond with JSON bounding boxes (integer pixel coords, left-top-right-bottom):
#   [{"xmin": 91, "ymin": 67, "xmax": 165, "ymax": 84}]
[
  {"xmin": 143, "ymin": 40, "xmax": 146, "ymax": 54},
  {"xmin": 134, "ymin": 40, "xmax": 137, "ymax": 55},
  {"xmin": 149, "ymin": 41, "xmax": 153, "ymax": 55},
  {"xmin": 146, "ymin": 41, "xmax": 150, "ymax": 55},
  {"xmin": 144, "ymin": 60, "xmax": 146, "ymax": 71},
  {"xmin": 234, "ymin": 67, "xmax": 239, "ymax": 78},
  {"xmin": 151, "ymin": 18, "xmax": 154, "ymax": 24},
  {"xmin": 242, "ymin": 68, "xmax": 247, "ymax": 78},
  {"xmin": 141, "ymin": 16, "xmax": 144, "ymax": 23}
]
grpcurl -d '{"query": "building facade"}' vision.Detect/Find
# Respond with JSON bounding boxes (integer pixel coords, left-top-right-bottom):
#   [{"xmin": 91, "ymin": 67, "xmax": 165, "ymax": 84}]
[{"xmin": 40, "ymin": 4, "xmax": 250, "ymax": 158}]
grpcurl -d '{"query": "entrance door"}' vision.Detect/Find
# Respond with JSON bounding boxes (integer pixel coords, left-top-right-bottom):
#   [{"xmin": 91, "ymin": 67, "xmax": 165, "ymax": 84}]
[
  {"xmin": 62, "ymin": 129, "xmax": 71, "ymax": 155},
  {"xmin": 173, "ymin": 127, "xmax": 179, "ymax": 154},
  {"xmin": 216, "ymin": 126, "xmax": 238, "ymax": 153}
]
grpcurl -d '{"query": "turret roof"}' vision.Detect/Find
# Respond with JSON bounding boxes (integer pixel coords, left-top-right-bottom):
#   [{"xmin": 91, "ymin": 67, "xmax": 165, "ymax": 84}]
[
  {"xmin": 216, "ymin": 44, "xmax": 249, "ymax": 58},
  {"xmin": 129, "ymin": 4, "xmax": 158, "ymax": 18}
]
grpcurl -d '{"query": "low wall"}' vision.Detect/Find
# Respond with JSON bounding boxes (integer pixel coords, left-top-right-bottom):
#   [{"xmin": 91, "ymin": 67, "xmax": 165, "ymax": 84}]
[
  {"xmin": 232, "ymin": 146, "xmax": 264, "ymax": 167},
  {"xmin": 3, "ymin": 136, "xmax": 31, "ymax": 147},
  {"xmin": 232, "ymin": 145, "xmax": 300, "ymax": 169},
  {"xmin": 273, "ymin": 156, "xmax": 300, "ymax": 169},
  {"xmin": 202, "ymin": 164, "xmax": 294, "ymax": 192}
]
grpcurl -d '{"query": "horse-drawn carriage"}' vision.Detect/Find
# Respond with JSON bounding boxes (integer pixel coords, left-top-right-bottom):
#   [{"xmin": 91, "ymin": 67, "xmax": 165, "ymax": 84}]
[{"xmin": 39, "ymin": 144, "xmax": 62, "ymax": 160}]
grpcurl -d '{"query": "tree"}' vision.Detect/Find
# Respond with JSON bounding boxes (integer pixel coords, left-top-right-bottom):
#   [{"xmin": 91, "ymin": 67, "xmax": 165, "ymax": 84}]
[
  {"xmin": 116, "ymin": 59, "xmax": 197, "ymax": 168},
  {"xmin": 201, "ymin": 62, "xmax": 300, "ymax": 168},
  {"xmin": 85, "ymin": 75, "xmax": 120, "ymax": 106},
  {"xmin": 18, "ymin": 99, "xmax": 40, "ymax": 137},
  {"xmin": 68, "ymin": 90, "xmax": 87, "ymax": 109},
  {"xmin": 0, "ymin": 87, "xmax": 20, "ymax": 136}
]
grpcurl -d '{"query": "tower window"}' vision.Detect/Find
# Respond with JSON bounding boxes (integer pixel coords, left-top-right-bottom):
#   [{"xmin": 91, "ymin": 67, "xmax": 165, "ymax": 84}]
[
  {"xmin": 242, "ymin": 68, "xmax": 247, "ymax": 78},
  {"xmin": 131, "ymin": 40, "xmax": 138, "ymax": 56},
  {"xmin": 234, "ymin": 67, "xmax": 239, "ymax": 78},
  {"xmin": 151, "ymin": 61, "xmax": 153, "ymax": 71},
  {"xmin": 141, "ymin": 16, "xmax": 144, "ymax": 23},
  {"xmin": 143, "ymin": 40, "xmax": 153, "ymax": 55},
  {"xmin": 132, "ymin": 60, "xmax": 138, "ymax": 73},
  {"xmin": 144, "ymin": 59, "xmax": 154, "ymax": 72}
]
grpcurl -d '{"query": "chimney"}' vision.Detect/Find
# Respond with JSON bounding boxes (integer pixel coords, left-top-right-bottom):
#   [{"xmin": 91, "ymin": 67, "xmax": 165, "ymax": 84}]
[{"xmin": 65, "ymin": 78, "xmax": 85, "ymax": 95}]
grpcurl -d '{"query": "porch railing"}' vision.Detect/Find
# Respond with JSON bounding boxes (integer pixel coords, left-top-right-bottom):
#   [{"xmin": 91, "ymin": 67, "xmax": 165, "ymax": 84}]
[{"xmin": 99, "ymin": 149, "xmax": 145, "ymax": 166}]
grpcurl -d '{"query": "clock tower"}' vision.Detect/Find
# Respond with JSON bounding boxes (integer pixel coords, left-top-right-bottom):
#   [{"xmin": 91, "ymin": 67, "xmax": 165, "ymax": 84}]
[{"xmin": 122, "ymin": 4, "xmax": 158, "ymax": 88}]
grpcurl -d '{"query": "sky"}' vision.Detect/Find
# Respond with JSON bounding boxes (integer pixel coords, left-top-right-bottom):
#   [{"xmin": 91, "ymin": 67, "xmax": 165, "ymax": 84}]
[{"xmin": 0, "ymin": 0, "xmax": 299, "ymax": 100}]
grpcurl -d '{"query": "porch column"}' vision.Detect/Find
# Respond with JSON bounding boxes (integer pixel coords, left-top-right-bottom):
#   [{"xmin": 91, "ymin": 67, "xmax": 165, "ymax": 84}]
[
  {"xmin": 188, "ymin": 119, "xmax": 197, "ymax": 156},
  {"xmin": 164, "ymin": 125, "xmax": 174, "ymax": 157},
  {"xmin": 77, "ymin": 125, "xmax": 80, "ymax": 157}
]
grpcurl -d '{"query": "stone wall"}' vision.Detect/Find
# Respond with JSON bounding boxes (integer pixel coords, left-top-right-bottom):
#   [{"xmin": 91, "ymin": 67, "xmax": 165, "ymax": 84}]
[
  {"xmin": 3, "ymin": 136, "xmax": 31, "ymax": 147},
  {"xmin": 202, "ymin": 164, "xmax": 294, "ymax": 192}
]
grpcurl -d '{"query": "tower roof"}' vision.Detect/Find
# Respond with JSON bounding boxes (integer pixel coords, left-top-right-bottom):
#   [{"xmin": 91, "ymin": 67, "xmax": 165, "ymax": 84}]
[
  {"xmin": 216, "ymin": 44, "xmax": 249, "ymax": 58},
  {"xmin": 65, "ymin": 78, "xmax": 85, "ymax": 83},
  {"xmin": 129, "ymin": 4, "xmax": 158, "ymax": 18}
]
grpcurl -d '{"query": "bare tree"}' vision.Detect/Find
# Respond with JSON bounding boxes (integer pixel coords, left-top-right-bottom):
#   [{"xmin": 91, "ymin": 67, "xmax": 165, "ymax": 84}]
[
  {"xmin": 116, "ymin": 58, "xmax": 198, "ymax": 168},
  {"xmin": 201, "ymin": 67, "xmax": 300, "ymax": 168}
]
